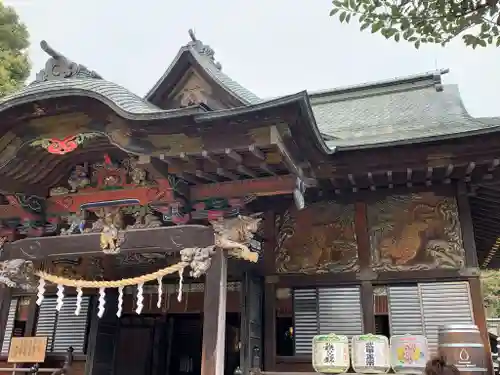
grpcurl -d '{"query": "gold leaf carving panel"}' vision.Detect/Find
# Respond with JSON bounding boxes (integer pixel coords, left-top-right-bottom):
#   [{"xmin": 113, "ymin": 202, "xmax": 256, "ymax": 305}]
[
  {"xmin": 275, "ymin": 202, "xmax": 358, "ymax": 274},
  {"xmin": 367, "ymin": 192, "xmax": 465, "ymax": 271}
]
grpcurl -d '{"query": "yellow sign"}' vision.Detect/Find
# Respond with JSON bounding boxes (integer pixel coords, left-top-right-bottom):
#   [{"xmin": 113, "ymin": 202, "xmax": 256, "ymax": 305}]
[{"xmin": 7, "ymin": 337, "xmax": 48, "ymax": 363}]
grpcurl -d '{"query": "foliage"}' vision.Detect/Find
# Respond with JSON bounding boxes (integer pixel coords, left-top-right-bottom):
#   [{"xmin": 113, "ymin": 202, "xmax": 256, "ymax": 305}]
[
  {"xmin": 0, "ymin": 1, "xmax": 30, "ymax": 97},
  {"xmin": 330, "ymin": 0, "xmax": 500, "ymax": 49},
  {"xmin": 481, "ymin": 270, "xmax": 500, "ymax": 318}
]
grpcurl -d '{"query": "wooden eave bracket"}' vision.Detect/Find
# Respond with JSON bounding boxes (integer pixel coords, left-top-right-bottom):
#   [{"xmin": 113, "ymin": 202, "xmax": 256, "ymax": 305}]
[{"xmin": 269, "ymin": 125, "xmax": 317, "ymax": 210}]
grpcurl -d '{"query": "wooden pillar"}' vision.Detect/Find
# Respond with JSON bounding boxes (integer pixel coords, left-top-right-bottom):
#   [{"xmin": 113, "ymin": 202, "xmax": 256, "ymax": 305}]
[
  {"xmin": 354, "ymin": 202, "xmax": 376, "ymax": 334},
  {"xmin": 456, "ymin": 182, "xmax": 479, "ymax": 267},
  {"xmin": 469, "ymin": 277, "xmax": 494, "ymax": 375},
  {"xmin": 262, "ymin": 211, "xmax": 277, "ymax": 371},
  {"xmin": 201, "ymin": 250, "xmax": 228, "ymax": 375},
  {"xmin": 360, "ymin": 282, "xmax": 375, "ymax": 333}
]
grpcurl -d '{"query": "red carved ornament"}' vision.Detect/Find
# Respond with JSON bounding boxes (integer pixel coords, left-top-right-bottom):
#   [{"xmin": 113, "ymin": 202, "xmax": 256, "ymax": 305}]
[{"xmin": 46, "ymin": 136, "xmax": 79, "ymax": 155}]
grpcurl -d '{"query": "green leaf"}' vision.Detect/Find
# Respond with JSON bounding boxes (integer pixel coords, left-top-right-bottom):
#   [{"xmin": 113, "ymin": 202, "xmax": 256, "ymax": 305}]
[
  {"xmin": 414, "ymin": 40, "xmax": 421, "ymax": 49},
  {"xmin": 332, "ymin": 0, "xmax": 343, "ymax": 6},
  {"xmin": 360, "ymin": 22, "xmax": 370, "ymax": 31},
  {"xmin": 390, "ymin": 5, "xmax": 401, "ymax": 16},
  {"xmin": 400, "ymin": 18, "xmax": 410, "ymax": 30},
  {"xmin": 372, "ymin": 21, "xmax": 384, "ymax": 33},
  {"xmin": 330, "ymin": 8, "xmax": 340, "ymax": 16},
  {"xmin": 339, "ymin": 11, "xmax": 347, "ymax": 22},
  {"xmin": 403, "ymin": 29, "xmax": 415, "ymax": 39},
  {"xmin": 394, "ymin": 32, "xmax": 401, "ymax": 42},
  {"xmin": 345, "ymin": 14, "xmax": 352, "ymax": 23},
  {"xmin": 481, "ymin": 23, "xmax": 491, "ymax": 34},
  {"xmin": 497, "ymin": 36, "xmax": 500, "ymax": 46}
]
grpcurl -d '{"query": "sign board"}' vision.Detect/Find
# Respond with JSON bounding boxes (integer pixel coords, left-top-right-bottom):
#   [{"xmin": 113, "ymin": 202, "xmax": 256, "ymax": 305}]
[{"xmin": 7, "ymin": 337, "xmax": 48, "ymax": 363}]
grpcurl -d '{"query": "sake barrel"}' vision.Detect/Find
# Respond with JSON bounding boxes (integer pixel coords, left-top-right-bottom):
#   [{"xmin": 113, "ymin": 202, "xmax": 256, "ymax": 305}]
[
  {"xmin": 390, "ymin": 334, "xmax": 429, "ymax": 374},
  {"xmin": 352, "ymin": 334, "xmax": 390, "ymax": 373},
  {"xmin": 438, "ymin": 324, "xmax": 489, "ymax": 375},
  {"xmin": 312, "ymin": 333, "xmax": 350, "ymax": 373}
]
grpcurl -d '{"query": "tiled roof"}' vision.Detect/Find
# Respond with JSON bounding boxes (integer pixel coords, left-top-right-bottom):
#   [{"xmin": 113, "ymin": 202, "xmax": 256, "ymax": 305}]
[
  {"xmin": 189, "ymin": 46, "xmax": 261, "ymax": 105},
  {"xmin": 0, "ymin": 40, "xmax": 206, "ymax": 120},
  {"xmin": 0, "ymin": 79, "xmax": 205, "ymax": 120},
  {"xmin": 145, "ymin": 31, "xmax": 261, "ymax": 105},
  {"xmin": 308, "ymin": 71, "xmax": 497, "ymax": 150}
]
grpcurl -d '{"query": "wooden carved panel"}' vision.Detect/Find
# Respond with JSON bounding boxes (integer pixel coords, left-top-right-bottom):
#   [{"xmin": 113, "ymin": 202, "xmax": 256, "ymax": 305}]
[
  {"xmin": 275, "ymin": 202, "xmax": 358, "ymax": 274},
  {"xmin": 367, "ymin": 192, "xmax": 465, "ymax": 271}
]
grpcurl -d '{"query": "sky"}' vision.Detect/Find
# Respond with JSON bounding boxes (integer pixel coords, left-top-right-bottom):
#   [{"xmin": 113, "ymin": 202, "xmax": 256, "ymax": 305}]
[{"xmin": 5, "ymin": 0, "xmax": 500, "ymax": 118}]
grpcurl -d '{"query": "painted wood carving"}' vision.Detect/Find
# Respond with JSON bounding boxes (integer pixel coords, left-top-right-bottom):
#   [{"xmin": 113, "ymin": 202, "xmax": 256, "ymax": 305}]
[
  {"xmin": 275, "ymin": 202, "xmax": 358, "ymax": 274},
  {"xmin": 367, "ymin": 192, "xmax": 465, "ymax": 271}
]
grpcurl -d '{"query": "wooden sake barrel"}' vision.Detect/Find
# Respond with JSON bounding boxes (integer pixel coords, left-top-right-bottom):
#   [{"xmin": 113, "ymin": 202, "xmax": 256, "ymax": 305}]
[
  {"xmin": 438, "ymin": 324, "xmax": 489, "ymax": 375},
  {"xmin": 311, "ymin": 333, "xmax": 350, "ymax": 373},
  {"xmin": 390, "ymin": 334, "xmax": 429, "ymax": 374}
]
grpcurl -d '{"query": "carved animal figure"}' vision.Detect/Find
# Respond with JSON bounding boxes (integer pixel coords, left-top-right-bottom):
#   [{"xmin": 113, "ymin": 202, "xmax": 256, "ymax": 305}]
[
  {"xmin": 129, "ymin": 159, "xmax": 147, "ymax": 185},
  {"xmin": 377, "ymin": 202, "xmax": 446, "ymax": 266},
  {"xmin": 180, "ymin": 247, "xmax": 215, "ymax": 278},
  {"xmin": 0, "ymin": 259, "xmax": 35, "ymax": 290},
  {"xmin": 379, "ymin": 221, "xmax": 429, "ymax": 265},
  {"xmin": 60, "ymin": 212, "xmax": 85, "ymax": 235},
  {"xmin": 129, "ymin": 211, "xmax": 162, "ymax": 229},
  {"xmin": 210, "ymin": 214, "xmax": 262, "ymax": 262},
  {"xmin": 68, "ymin": 165, "xmax": 90, "ymax": 192},
  {"xmin": 97, "ymin": 208, "xmax": 125, "ymax": 254}
]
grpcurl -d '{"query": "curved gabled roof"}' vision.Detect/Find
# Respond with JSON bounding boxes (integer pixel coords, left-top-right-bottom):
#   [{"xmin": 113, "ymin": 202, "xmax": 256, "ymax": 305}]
[
  {"xmin": 145, "ymin": 30, "xmax": 261, "ymax": 106},
  {"xmin": 0, "ymin": 78, "xmax": 205, "ymax": 120}
]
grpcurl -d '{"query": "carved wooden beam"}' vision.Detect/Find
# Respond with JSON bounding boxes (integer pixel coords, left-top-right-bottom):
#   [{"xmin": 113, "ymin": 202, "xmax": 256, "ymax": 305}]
[
  {"xmin": 190, "ymin": 175, "xmax": 296, "ymax": 200},
  {"xmin": 137, "ymin": 155, "xmax": 189, "ymax": 198},
  {"xmin": 2, "ymin": 225, "xmax": 214, "ymax": 260}
]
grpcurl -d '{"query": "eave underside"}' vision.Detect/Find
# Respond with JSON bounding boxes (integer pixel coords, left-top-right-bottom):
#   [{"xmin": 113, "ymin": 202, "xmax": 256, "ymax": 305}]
[{"xmin": 0, "ymin": 93, "xmax": 320, "ymax": 197}]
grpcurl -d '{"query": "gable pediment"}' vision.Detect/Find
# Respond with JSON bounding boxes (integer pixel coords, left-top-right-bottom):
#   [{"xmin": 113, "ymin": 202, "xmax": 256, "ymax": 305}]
[{"xmin": 169, "ymin": 68, "xmax": 213, "ymax": 108}]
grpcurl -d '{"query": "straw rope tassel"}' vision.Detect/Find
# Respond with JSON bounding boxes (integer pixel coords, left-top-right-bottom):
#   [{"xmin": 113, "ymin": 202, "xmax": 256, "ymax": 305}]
[{"xmin": 35, "ymin": 261, "xmax": 188, "ymax": 288}]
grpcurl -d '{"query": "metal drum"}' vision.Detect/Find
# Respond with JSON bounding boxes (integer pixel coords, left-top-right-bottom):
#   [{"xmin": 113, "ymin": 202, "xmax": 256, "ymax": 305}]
[{"xmin": 438, "ymin": 324, "xmax": 489, "ymax": 375}]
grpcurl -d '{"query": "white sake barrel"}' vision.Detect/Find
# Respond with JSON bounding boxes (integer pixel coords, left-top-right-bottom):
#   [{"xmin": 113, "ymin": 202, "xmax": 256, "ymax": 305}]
[
  {"xmin": 312, "ymin": 333, "xmax": 350, "ymax": 373},
  {"xmin": 352, "ymin": 334, "xmax": 390, "ymax": 373},
  {"xmin": 390, "ymin": 334, "xmax": 429, "ymax": 374}
]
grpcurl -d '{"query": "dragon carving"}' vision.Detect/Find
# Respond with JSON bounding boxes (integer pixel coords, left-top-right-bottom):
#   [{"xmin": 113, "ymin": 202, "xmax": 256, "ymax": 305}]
[
  {"xmin": 0, "ymin": 259, "xmax": 36, "ymax": 290},
  {"xmin": 210, "ymin": 214, "xmax": 262, "ymax": 263}
]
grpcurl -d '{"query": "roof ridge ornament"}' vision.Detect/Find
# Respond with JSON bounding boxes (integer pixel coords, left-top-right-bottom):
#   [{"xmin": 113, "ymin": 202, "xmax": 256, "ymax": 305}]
[
  {"xmin": 31, "ymin": 40, "xmax": 103, "ymax": 85},
  {"xmin": 432, "ymin": 69, "xmax": 444, "ymax": 92},
  {"xmin": 187, "ymin": 29, "xmax": 222, "ymax": 70}
]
